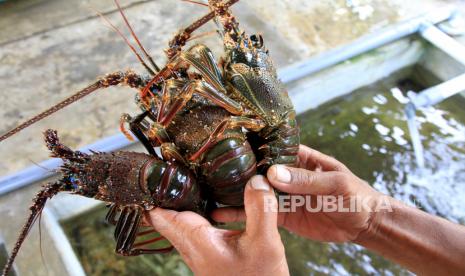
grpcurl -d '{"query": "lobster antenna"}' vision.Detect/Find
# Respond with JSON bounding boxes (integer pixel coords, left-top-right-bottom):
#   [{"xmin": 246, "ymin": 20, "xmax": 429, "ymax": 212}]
[
  {"xmin": 2, "ymin": 182, "xmax": 62, "ymax": 276},
  {"xmin": 0, "ymin": 81, "xmax": 103, "ymax": 142},
  {"xmin": 92, "ymin": 7, "xmax": 156, "ymax": 75},
  {"xmin": 27, "ymin": 158, "xmax": 61, "ymax": 174},
  {"xmin": 114, "ymin": 0, "xmax": 161, "ymax": 72},
  {"xmin": 38, "ymin": 212, "xmax": 50, "ymax": 276},
  {"xmin": 181, "ymin": 0, "xmax": 209, "ymax": 7},
  {"xmin": 187, "ymin": 30, "xmax": 217, "ymax": 42}
]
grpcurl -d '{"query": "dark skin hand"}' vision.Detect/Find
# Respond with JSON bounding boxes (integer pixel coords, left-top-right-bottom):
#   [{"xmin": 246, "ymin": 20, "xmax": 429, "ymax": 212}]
[
  {"xmin": 150, "ymin": 145, "xmax": 465, "ymax": 275},
  {"xmin": 147, "ymin": 176, "xmax": 289, "ymax": 276},
  {"xmin": 214, "ymin": 144, "xmax": 382, "ymax": 243}
]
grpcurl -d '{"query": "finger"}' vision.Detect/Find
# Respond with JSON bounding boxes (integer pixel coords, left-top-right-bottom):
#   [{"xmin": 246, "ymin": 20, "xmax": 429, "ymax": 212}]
[
  {"xmin": 211, "ymin": 204, "xmax": 289, "ymax": 230},
  {"xmin": 147, "ymin": 208, "xmax": 212, "ymax": 250},
  {"xmin": 211, "ymin": 207, "xmax": 245, "ymax": 223},
  {"xmin": 243, "ymin": 175, "xmax": 279, "ymax": 241},
  {"xmin": 268, "ymin": 165, "xmax": 347, "ymax": 195},
  {"xmin": 298, "ymin": 145, "xmax": 349, "ymax": 172}
]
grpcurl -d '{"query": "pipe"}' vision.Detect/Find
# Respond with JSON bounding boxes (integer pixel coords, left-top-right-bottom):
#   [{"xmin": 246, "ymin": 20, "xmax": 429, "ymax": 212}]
[
  {"xmin": 437, "ymin": 10, "xmax": 465, "ymax": 36},
  {"xmin": 410, "ymin": 73, "xmax": 465, "ymax": 108},
  {"xmin": 420, "ymin": 23, "xmax": 465, "ymax": 65},
  {"xmin": 404, "ymin": 73, "xmax": 465, "ymax": 168},
  {"xmin": 405, "ymin": 103, "xmax": 425, "ymax": 168}
]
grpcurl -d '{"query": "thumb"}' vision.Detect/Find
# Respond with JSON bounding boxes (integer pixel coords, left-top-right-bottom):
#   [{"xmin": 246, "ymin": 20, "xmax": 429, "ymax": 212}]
[
  {"xmin": 147, "ymin": 208, "xmax": 211, "ymax": 252},
  {"xmin": 243, "ymin": 175, "xmax": 279, "ymax": 241},
  {"xmin": 267, "ymin": 165, "xmax": 345, "ymax": 195}
]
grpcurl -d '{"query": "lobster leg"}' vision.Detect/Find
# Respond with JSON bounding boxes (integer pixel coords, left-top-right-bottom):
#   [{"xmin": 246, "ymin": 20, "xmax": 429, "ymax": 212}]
[
  {"xmin": 129, "ymin": 246, "xmax": 174, "ymax": 255},
  {"xmin": 157, "ymin": 79, "xmax": 186, "ymax": 123},
  {"xmin": 136, "ymin": 227, "xmax": 157, "ymax": 237},
  {"xmin": 193, "ymin": 78, "xmax": 243, "ymax": 115},
  {"xmin": 147, "ymin": 122, "xmax": 171, "ymax": 145},
  {"xmin": 157, "ymin": 44, "xmax": 244, "ymax": 125},
  {"xmin": 105, "ymin": 204, "xmax": 120, "ymax": 225},
  {"xmin": 121, "ymin": 100, "xmax": 187, "ymax": 165},
  {"xmin": 157, "ymin": 80, "xmax": 243, "ymax": 127},
  {"xmin": 156, "ymin": 80, "xmax": 203, "ymax": 125},
  {"xmin": 176, "ymin": 45, "xmax": 244, "ymax": 115},
  {"xmin": 189, "ymin": 116, "xmax": 266, "ymax": 161},
  {"xmin": 114, "ymin": 206, "xmax": 173, "ymax": 256},
  {"xmin": 121, "ymin": 112, "xmax": 158, "ymax": 156},
  {"xmin": 114, "ymin": 206, "xmax": 142, "ymax": 255},
  {"xmin": 143, "ymin": 122, "xmax": 188, "ymax": 165},
  {"xmin": 160, "ymin": 143, "xmax": 188, "ymax": 166},
  {"xmin": 144, "ymin": 121, "xmax": 188, "ymax": 165},
  {"xmin": 179, "ymin": 45, "xmax": 224, "ymax": 92}
]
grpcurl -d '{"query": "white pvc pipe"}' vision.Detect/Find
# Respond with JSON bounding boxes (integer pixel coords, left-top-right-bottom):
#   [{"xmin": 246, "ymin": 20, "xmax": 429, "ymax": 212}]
[
  {"xmin": 410, "ymin": 73, "xmax": 465, "ymax": 108},
  {"xmin": 420, "ymin": 24, "xmax": 465, "ymax": 66},
  {"xmin": 405, "ymin": 103, "xmax": 425, "ymax": 168}
]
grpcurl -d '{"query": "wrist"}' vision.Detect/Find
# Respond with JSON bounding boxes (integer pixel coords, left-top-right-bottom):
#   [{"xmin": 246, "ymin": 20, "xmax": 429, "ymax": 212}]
[
  {"xmin": 353, "ymin": 193, "xmax": 396, "ymax": 245},
  {"xmin": 352, "ymin": 195, "xmax": 465, "ymax": 275}
]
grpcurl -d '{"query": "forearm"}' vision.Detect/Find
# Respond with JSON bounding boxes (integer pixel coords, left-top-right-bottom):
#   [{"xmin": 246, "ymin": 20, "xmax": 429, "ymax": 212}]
[{"xmin": 356, "ymin": 197, "xmax": 465, "ymax": 275}]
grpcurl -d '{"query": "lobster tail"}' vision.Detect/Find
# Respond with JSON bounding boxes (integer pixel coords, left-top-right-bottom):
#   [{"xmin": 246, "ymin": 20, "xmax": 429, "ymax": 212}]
[
  {"xmin": 256, "ymin": 113, "xmax": 300, "ymax": 171},
  {"xmin": 201, "ymin": 137, "xmax": 256, "ymax": 206},
  {"xmin": 44, "ymin": 129, "xmax": 88, "ymax": 162},
  {"xmin": 2, "ymin": 182, "xmax": 63, "ymax": 276}
]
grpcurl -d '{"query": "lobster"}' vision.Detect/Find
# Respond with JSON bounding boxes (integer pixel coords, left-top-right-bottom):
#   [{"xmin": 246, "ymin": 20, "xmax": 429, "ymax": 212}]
[
  {"xmin": 122, "ymin": 0, "xmax": 300, "ymax": 204},
  {"xmin": 0, "ymin": 0, "xmax": 299, "ymax": 275}
]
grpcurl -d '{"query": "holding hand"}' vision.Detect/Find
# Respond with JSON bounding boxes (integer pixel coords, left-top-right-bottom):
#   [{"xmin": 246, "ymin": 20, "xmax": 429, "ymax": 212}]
[
  {"xmin": 147, "ymin": 176, "xmax": 289, "ymax": 276},
  {"xmin": 149, "ymin": 145, "xmax": 465, "ymax": 275},
  {"xmin": 213, "ymin": 145, "xmax": 383, "ymax": 243}
]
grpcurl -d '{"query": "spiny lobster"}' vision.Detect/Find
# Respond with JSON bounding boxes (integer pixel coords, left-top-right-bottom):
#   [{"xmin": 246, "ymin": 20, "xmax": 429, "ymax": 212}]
[{"xmin": 0, "ymin": 0, "xmax": 299, "ymax": 275}]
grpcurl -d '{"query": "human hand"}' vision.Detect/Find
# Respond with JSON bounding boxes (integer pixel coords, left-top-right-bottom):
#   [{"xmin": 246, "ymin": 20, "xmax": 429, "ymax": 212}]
[
  {"xmin": 213, "ymin": 145, "xmax": 384, "ymax": 243},
  {"xmin": 147, "ymin": 176, "xmax": 289, "ymax": 276}
]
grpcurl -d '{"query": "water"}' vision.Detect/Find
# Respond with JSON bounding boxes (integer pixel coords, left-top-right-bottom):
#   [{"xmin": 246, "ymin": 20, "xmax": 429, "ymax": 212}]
[
  {"xmin": 298, "ymin": 69, "xmax": 465, "ymax": 225},
  {"xmin": 62, "ymin": 68, "xmax": 465, "ymax": 275},
  {"xmin": 62, "ymin": 206, "xmax": 191, "ymax": 275}
]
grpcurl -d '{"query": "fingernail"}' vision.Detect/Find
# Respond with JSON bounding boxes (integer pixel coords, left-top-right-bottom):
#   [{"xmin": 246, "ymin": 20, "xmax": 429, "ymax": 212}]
[
  {"xmin": 273, "ymin": 165, "xmax": 291, "ymax": 183},
  {"xmin": 249, "ymin": 176, "xmax": 270, "ymax": 191}
]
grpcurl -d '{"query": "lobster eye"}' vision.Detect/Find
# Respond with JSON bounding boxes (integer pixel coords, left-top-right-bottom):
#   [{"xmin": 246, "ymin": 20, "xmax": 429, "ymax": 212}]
[{"xmin": 250, "ymin": 34, "xmax": 263, "ymax": 48}]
